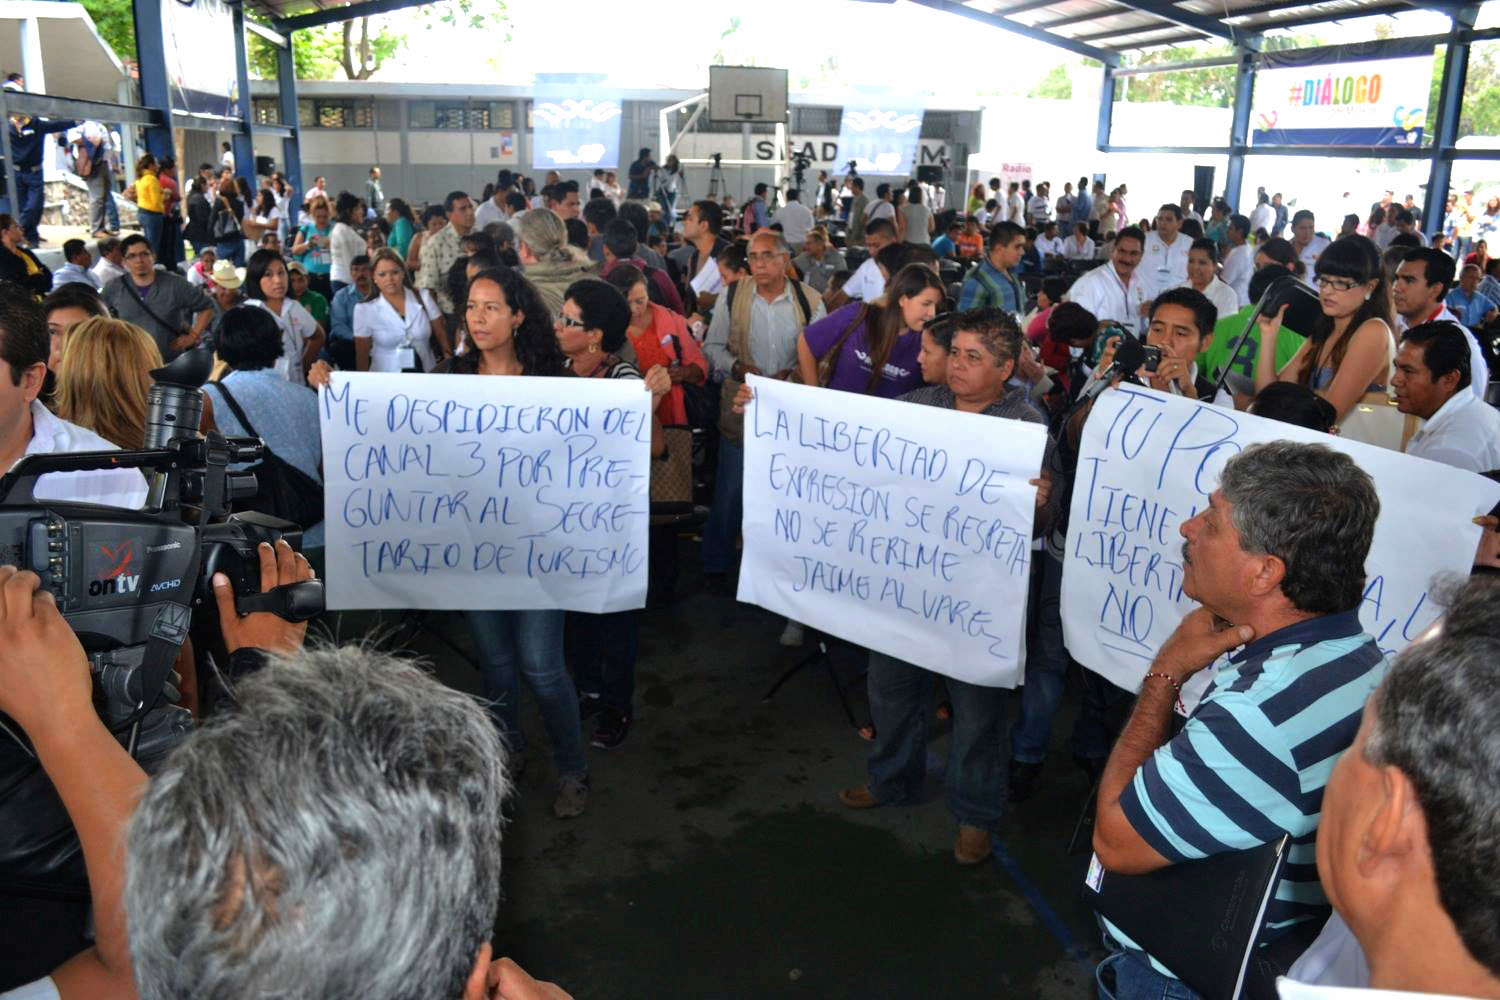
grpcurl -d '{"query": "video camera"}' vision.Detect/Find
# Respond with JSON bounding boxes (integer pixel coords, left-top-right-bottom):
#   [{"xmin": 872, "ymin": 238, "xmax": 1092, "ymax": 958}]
[{"xmin": 0, "ymin": 347, "xmax": 322, "ymax": 894}]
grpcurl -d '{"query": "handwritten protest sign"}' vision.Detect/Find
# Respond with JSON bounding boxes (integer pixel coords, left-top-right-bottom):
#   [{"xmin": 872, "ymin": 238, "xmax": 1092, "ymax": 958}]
[
  {"xmin": 1062, "ymin": 386, "xmax": 1500, "ymax": 701},
  {"xmin": 319, "ymin": 372, "xmax": 651, "ymax": 613},
  {"xmin": 737, "ymin": 376, "xmax": 1047, "ymax": 687}
]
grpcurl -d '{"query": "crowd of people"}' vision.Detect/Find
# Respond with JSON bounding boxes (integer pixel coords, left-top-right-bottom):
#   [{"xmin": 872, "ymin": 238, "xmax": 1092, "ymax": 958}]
[{"xmin": 1, "ymin": 148, "xmax": 1499, "ymax": 1000}]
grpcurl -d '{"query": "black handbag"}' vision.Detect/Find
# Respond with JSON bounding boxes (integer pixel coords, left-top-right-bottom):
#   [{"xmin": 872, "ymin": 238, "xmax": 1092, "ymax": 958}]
[
  {"xmin": 209, "ymin": 381, "xmax": 324, "ymax": 531},
  {"xmin": 669, "ymin": 333, "xmax": 716, "ymax": 429},
  {"xmin": 211, "ymin": 203, "xmax": 241, "ymax": 242}
]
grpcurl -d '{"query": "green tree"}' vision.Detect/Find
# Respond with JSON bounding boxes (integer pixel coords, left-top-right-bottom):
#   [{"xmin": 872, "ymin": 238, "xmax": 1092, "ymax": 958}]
[
  {"xmin": 1029, "ymin": 63, "xmax": 1072, "ymax": 100},
  {"xmin": 79, "ymin": 0, "xmax": 135, "ymax": 64}
]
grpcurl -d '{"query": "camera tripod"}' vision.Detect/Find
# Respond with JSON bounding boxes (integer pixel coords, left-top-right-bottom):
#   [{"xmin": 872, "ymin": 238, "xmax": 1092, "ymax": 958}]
[{"xmin": 706, "ymin": 154, "xmax": 727, "ymax": 200}]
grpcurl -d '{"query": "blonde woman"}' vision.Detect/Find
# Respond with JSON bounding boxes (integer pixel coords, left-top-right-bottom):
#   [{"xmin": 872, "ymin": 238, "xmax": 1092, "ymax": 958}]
[{"xmin": 54, "ymin": 317, "xmax": 215, "ymax": 447}]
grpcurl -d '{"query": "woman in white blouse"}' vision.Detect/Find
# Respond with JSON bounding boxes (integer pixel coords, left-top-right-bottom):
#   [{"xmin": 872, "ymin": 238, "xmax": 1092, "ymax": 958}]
[
  {"xmin": 329, "ymin": 191, "xmax": 367, "ymax": 295},
  {"xmin": 242, "ymin": 248, "xmax": 325, "ymax": 385},
  {"xmin": 354, "ymin": 247, "xmax": 451, "ymax": 372}
]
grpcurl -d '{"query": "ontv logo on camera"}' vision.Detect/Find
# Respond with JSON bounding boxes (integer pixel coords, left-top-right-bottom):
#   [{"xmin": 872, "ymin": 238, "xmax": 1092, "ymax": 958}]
[{"xmin": 90, "ymin": 540, "xmax": 140, "ymax": 597}]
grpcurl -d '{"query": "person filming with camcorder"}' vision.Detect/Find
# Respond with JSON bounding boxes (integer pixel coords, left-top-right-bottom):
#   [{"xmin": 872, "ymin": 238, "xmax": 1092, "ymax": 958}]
[{"xmin": 0, "ymin": 288, "xmax": 322, "ymax": 993}]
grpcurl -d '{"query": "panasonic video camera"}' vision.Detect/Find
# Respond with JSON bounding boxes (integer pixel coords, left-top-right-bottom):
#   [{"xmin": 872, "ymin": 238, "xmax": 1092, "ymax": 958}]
[{"xmin": 0, "ymin": 347, "xmax": 322, "ymax": 896}]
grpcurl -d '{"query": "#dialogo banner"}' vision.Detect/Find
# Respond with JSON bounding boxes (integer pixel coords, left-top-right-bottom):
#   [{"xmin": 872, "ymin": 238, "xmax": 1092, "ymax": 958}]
[
  {"xmin": 531, "ymin": 73, "xmax": 623, "ymax": 170},
  {"xmin": 1251, "ymin": 52, "xmax": 1434, "ymax": 148},
  {"xmin": 837, "ymin": 89, "xmax": 926, "ymax": 176}
]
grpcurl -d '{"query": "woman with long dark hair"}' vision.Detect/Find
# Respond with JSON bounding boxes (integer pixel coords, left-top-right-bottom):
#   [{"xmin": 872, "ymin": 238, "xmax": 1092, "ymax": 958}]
[
  {"xmin": 1255, "ymin": 234, "xmax": 1394, "ymax": 422},
  {"xmin": 329, "ymin": 191, "xmax": 366, "ymax": 296},
  {"xmin": 242, "ymin": 248, "xmax": 325, "ymax": 385},
  {"xmin": 796, "ymin": 263, "xmax": 944, "ymax": 398},
  {"xmin": 1253, "ymin": 236, "xmax": 1306, "ymax": 279},
  {"xmin": 432, "ymin": 267, "xmax": 584, "ymax": 816}
]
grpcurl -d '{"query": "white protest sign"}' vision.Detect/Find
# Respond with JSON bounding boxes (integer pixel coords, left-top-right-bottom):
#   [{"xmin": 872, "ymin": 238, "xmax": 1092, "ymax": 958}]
[
  {"xmin": 737, "ymin": 375, "xmax": 1047, "ymax": 688},
  {"xmin": 318, "ymin": 372, "xmax": 651, "ymax": 613},
  {"xmin": 1062, "ymin": 386, "xmax": 1500, "ymax": 698}
]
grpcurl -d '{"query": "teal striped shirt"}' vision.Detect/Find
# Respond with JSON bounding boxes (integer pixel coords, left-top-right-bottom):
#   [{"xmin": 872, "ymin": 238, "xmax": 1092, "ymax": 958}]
[{"xmin": 1111, "ymin": 608, "xmax": 1388, "ymax": 973}]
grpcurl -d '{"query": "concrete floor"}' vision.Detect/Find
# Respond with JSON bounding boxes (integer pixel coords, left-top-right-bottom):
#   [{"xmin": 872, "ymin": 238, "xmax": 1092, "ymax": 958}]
[{"xmin": 329, "ymin": 541, "xmax": 1112, "ymax": 999}]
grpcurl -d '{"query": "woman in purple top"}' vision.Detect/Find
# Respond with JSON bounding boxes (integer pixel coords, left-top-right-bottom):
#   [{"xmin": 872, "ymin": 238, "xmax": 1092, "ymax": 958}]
[{"xmin": 797, "ymin": 263, "xmax": 944, "ymax": 398}]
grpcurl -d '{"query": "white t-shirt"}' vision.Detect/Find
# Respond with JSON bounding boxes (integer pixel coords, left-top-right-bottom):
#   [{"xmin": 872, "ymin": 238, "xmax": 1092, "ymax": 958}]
[
  {"xmin": 329, "ymin": 222, "xmax": 365, "ymax": 285},
  {"xmin": 1008, "ymin": 193, "xmax": 1025, "ymax": 224},
  {"xmin": 1036, "ymin": 234, "xmax": 1067, "ymax": 258},
  {"xmin": 1141, "ymin": 231, "xmax": 1192, "ymax": 298},
  {"xmin": 844, "ymin": 256, "xmax": 886, "ymax": 301},
  {"xmin": 1182, "ymin": 276, "xmax": 1241, "ymax": 324},
  {"xmin": 1250, "ymin": 202, "xmax": 1275, "ymax": 235},
  {"xmin": 774, "ymin": 201, "xmax": 815, "ymax": 246},
  {"xmin": 20, "ymin": 402, "xmax": 149, "ymax": 510},
  {"xmin": 864, "ymin": 199, "xmax": 895, "ymax": 224},
  {"xmin": 354, "ymin": 289, "xmax": 441, "ymax": 372},
  {"xmin": 1298, "ymin": 235, "xmax": 1331, "ymax": 275},
  {"xmin": 92, "ymin": 257, "xmax": 125, "ymax": 286},
  {"xmin": 1028, "ymin": 194, "xmax": 1050, "ymax": 224},
  {"xmin": 246, "ymin": 298, "xmax": 319, "ymax": 386},
  {"xmin": 1222, "ymin": 243, "xmax": 1255, "ymax": 307},
  {"xmin": 1063, "ymin": 235, "xmax": 1097, "ymax": 260},
  {"xmin": 474, "ymin": 195, "xmax": 508, "ymax": 231}
]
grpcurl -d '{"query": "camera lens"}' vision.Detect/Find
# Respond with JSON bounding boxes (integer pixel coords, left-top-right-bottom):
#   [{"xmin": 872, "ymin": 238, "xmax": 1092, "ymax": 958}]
[{"xmin": 144, "ymin": 384, "xmax": 205, "ymax": 450}]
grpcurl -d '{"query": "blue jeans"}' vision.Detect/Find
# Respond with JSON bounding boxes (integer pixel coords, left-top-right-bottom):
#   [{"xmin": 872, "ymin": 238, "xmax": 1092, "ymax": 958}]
[
  {"xmin": 570, "ymin": 609, "xmax": 639, "ymax": 715},
  {"xmin": 139, "ymin": 209, "xmax": 164, "ymax": 259},
  {"xmin": 16, "ymin": 168, "xmax": 43, "ymax": 243},
  {"xmin": 701, "ymin": 437, "xmax": 743, "ymax": 574},
  {"xmin": 1011, "ymin": 552, "xmax": 1118, "ymax": 765},
  {"xmin": 866, "ymin": 650, "xmax": 1007, "ymax": 832},
  {"xmin": 464, "ymin": 609, "xmax": 586, "ymax": 779},
  {"xmin": 216, "ymin": 238, "xmax": 244, "ymax": 267},
  {"xmin": 1096, "ymin": 950, "xmax": 1204, "ymax": 1000}
]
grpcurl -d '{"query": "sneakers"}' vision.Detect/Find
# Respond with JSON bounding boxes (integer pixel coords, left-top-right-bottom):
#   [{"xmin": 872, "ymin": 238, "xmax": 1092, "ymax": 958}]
[
  {"xmin": 779, "ymin": 620, "xmax": 805, "ymax": 647},
  {"xmin": 553, "ymin": 774, "xmax": 588, "ymax": 819},
  {"xmin": 837, "ymin": 784, "xmax": 880, "ymax": 809},
  {"xmin": 578, "ymin": 692, "xmax": 604, "ymax": 722},
  {"xmin": 954, "ymin": 825, "xmax": 992, "ymax": 865},
  {"xmin": 591, "ymin": 708, "xmax": 630, "ymax": 750}
]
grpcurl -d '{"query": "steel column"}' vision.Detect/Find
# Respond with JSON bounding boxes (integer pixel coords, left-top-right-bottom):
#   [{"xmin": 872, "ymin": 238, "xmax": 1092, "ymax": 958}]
[
  {"xmin": 274, "ymin": 28, "xmax": 303, "ymax": 195},
  {"xmin": 230, "ymin": 4, "xmax": 256, "ymax": 183},
  {"xmin": 131, "ymin": 1, "xmax": 176, "ymax": 159},
  {"xmin": 1425, "ymin": 7, "xmax": 1479, "ymax": 236},
  {"xmin": 1096, "ymin": 64, "xmax": 1115, "ymax": 150},
  {"xmin": 1224, "ymin": 46, "xmax": 1256, "ymax": 213}
]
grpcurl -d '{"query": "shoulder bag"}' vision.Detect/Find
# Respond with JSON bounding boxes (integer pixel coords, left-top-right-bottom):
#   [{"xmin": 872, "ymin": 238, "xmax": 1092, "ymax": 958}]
[{"xmin": 209, "ymin": 380, "xmax": 324, "ymax": 530}]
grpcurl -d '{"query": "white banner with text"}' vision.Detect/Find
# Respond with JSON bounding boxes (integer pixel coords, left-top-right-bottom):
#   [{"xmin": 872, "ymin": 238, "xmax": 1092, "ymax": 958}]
[
  {"xmin": 319, "ymin": 372, "xmax": 651, "ymax": 613},
  {"xmin": 737, "ymin": 376, "xmax": 1046, "ymax": 688},
  {"xmin": 1062, "ymin": 386, "xmax": 1500, "ymax": 700}
]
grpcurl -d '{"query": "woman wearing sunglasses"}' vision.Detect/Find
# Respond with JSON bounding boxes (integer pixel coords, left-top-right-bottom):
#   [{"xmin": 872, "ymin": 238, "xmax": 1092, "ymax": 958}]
[{"xmin": 1254, "ymin": 235, "xmax": 1395, "ymax": 424}]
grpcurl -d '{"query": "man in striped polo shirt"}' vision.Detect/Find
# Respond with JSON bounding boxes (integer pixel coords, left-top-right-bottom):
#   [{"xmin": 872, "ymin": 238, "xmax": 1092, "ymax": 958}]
[{"xmin": 1091, "ymin": 441, "xmax": 1389, "ymax": 999}]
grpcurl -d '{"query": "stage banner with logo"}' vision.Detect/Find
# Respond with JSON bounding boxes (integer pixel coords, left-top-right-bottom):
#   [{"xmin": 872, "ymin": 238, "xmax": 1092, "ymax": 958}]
[
  {"xmin": 531, "ymin": 73, "xmax": 623, "ymax": 170},
  {"xmin": 1251, "ymin": 52, "xmax": 1434, "ymax": 147},
  {"xmin": 837, "ymin": 88, "xmax": 926, "ymax": 176}
]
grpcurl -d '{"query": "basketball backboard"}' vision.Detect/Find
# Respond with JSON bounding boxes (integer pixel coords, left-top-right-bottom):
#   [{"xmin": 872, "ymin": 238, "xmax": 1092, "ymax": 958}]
[{"xmin": 708, "ymin": 66, "xmax": 788, "ymax": 124}]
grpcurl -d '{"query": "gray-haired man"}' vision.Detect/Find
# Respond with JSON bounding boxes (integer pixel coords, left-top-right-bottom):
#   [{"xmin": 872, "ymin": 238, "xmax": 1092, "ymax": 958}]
[
  {"xmin": 1091, "ymin": 442, "xmax": 1389, "ymax": 999},
  {"xmin": 1280, "ymin": 577, "xmax": 1500, "ymax": 997},
  {"xmin": 0, "ymin": 541, "xmax": 570, "ymax": 1000}
]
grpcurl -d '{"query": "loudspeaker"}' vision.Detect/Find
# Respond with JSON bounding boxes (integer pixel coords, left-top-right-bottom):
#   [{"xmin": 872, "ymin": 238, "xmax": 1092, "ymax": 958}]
[
  {"xmin": 1193, "ymin": 165, "xmax": 1215, "ymax": 213},
  {"xmin": 254, "ymin": 155, "xmax": 276, "ymax": 177},
  {"xmin": 916, "ymin": 164, "xmax": 944, "ymax": 185}
]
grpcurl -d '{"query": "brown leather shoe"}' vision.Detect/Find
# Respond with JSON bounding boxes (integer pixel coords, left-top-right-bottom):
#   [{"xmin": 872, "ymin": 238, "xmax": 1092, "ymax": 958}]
[
  {"xmin": 954, "ymin": 825, "xmax": 992, "ymax": 865},
  {"xmin": 838, "ymin": 784, "xmax": 879, "ymax": 809}
]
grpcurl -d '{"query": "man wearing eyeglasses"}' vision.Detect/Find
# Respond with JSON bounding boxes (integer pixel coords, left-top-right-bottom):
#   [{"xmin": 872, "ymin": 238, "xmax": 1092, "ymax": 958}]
[
  {"xmin": 701, "ymin": 230, "xmax": 824, "ymax": 590},
  {"xmin": 100, "ymin": 234, "xmax": 214, "ymax": 361}
]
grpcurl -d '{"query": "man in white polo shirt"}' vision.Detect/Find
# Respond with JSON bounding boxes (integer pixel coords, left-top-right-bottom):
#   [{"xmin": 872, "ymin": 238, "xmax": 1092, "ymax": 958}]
[
  {"xmin": 1391, "ymin": 248, "xmax": 1489, "ymax": 403},
  {"xmin": 1065, "ymin": 225, "xmax": 1149, "ymax": 337},
  {"xmin": 1392, "ymin": 321, "xmax": 1500, "ymax": 473},
  {"xmin": 1141, "ymin": 203, "xmax": 1191, "ymax": 300}
]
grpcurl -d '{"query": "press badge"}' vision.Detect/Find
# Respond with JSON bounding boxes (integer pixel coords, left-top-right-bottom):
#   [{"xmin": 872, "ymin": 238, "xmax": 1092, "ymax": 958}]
[{"xmin": 396, "ymin": 343, "xmax": 416, "ymax": 370}]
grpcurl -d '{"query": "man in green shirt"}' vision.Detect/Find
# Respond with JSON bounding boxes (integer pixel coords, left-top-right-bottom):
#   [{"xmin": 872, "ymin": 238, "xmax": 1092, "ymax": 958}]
[
  {"xmin": 288, "ymin": 259, "xmax": 329, "ymax": 329},
  {"xmin": 1197, "ymin": 266, "xmax": 1306, "ymax": 400}
]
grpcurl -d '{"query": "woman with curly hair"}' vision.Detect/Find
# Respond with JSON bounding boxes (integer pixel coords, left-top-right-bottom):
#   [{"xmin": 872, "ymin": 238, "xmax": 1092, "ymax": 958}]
[{"xmin": 432, "ymin": 265, "xmax": 586, "ymax": 818}]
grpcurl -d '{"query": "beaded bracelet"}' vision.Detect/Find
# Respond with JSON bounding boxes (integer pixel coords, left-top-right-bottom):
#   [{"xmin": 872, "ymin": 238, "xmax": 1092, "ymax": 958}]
[{"xmin": 1142, "ymin": 671, "xmax": 1182, "ymax": 694}]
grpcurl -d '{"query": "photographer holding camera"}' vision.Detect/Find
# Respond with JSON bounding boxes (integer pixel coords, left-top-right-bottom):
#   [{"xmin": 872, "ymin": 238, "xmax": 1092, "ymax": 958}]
[
  {"xmin": 0, "ymin": 539, "xmax": 310, "ymax": 998},
  {"xmin": 1092, "ymin": 287, "xmax": 1225, "ymax": 404}
]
